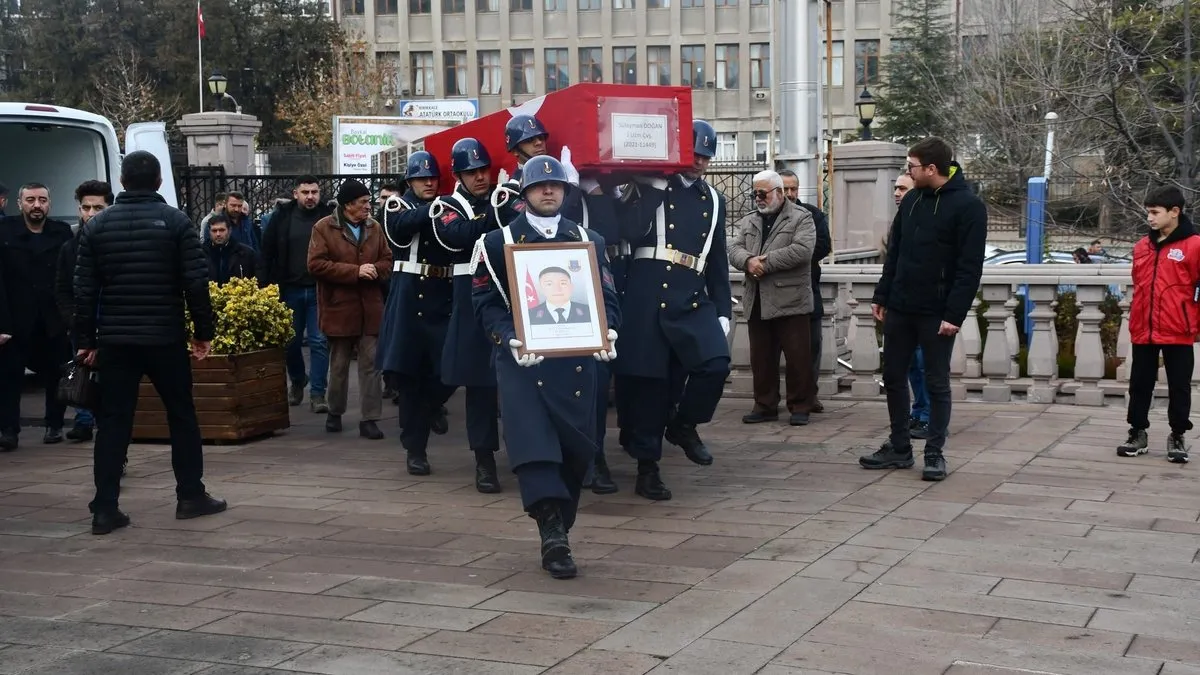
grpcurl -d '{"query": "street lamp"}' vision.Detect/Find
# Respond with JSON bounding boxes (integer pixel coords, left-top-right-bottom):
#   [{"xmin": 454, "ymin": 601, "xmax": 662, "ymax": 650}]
[
  {"xmin": 206, "ymin": 72, "xmax": 241, "ymax": 113},
  {"xmin": 855, "ymin": 87, "xmax": 877, "ymax": 141}
]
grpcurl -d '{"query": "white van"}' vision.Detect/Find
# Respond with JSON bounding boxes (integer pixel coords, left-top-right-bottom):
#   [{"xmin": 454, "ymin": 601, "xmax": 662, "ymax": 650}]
[{"xmin": 0, "ymin": 102, "xmax": 177, "ymax": 221}]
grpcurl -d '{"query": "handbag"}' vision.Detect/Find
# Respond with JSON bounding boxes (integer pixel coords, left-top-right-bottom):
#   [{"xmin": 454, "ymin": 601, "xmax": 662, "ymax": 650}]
[{"xmin": 57, "ymin": 359, "xmax": 100, "ymax": 410}]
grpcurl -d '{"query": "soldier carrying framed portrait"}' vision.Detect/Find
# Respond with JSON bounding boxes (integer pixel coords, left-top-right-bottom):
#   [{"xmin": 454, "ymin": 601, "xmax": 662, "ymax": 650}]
[{"xmin": 504, "ymin": 241, "xmax": 613, "ymax": 359}]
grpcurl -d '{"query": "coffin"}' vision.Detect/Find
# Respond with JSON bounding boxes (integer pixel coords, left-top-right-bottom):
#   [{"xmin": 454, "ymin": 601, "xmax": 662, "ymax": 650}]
[{"xmin": 420, "ymin": 83, "xmax": 696, "ymax": 194}]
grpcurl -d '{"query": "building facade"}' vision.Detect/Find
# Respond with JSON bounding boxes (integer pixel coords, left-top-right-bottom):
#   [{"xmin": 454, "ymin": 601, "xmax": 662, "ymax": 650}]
[{"xmin": 335, "ymin": 0, "xmax": 953, "ymax": 159}]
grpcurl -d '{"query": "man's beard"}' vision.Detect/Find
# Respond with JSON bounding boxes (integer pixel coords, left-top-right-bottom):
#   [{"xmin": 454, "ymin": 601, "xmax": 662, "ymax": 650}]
[
  {"xmin": 756, "ymin": 200, "xmax": 782, "ymax": 215},
  {"xmin": 25, "ymin": 210, "xmax": 46, "ymax": 223}
]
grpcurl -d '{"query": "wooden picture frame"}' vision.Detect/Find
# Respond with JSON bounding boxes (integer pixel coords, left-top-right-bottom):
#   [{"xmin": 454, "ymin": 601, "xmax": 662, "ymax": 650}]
[{"xmin": 504, "ymin": 241, "xmax": 612, "ymax": 359}]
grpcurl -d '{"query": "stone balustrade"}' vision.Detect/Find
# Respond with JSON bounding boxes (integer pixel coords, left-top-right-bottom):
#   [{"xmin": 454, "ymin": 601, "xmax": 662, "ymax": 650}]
[{"xmin": 726, "ymin": 264, "xmax": 1168, "ymax": 407}]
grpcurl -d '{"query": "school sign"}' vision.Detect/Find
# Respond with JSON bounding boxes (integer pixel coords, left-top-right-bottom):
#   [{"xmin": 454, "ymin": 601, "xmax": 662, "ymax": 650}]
[{"xmin": 332, "ymin": 112, "xmax": 472, "ymax": 174}]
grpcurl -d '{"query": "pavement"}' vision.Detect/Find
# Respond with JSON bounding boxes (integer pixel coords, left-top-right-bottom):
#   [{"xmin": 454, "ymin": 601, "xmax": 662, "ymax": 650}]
[{"xmin": 4, "ymin": 379, "xmax": 1200, "ymax": 675}]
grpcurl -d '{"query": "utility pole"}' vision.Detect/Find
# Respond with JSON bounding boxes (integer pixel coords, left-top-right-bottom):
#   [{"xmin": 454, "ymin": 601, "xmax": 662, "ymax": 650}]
[{"xmin": 776, "ymin": 0, "xmax": 823, "ymax": 205}]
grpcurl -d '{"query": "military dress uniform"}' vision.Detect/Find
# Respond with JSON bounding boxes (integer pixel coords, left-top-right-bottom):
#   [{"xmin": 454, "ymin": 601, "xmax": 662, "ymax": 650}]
[
  {"xmin": 472, "ymin": 155, "xmax": 621, "ymax": 579},
  {"xmin": 376, "ymin": 152, "xmax": 472, "ymax": 481},
  {"xmin": 432, "ymin": 139, "xmax": 504, "ymax": 486},
  {"xmin": 613, "ymin": 121, "xmax": 733, "ymax": 501}
]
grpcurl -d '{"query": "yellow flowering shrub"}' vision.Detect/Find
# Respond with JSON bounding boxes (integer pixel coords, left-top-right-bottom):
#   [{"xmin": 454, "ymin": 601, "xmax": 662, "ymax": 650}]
[{"xmin": 188, "ymin": 278, "xmax": 295, "ymax": 355}]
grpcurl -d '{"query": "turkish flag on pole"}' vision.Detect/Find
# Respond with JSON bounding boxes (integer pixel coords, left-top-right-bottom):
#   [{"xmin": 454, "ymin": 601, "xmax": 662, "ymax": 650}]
[
  {"xmin": 197, "ymin": 2, "xmax": 206, "ymax": 38},
  {"xmin": 524, "ymin": 269, "xmax": 539, "ymax": 309}
]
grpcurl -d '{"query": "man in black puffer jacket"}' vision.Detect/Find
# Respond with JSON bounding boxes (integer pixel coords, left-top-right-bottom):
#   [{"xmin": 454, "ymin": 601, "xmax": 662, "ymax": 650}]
[
  {"xmin": 859, "ymin": 136, "xmax": 987, "ymax": 483},
  {"xmin": 73, "ymin": 151, "xmax": 228, "ymax": 535}
]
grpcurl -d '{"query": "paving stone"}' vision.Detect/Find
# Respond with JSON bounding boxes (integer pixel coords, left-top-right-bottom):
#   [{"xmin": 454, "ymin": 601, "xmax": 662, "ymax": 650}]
[
  {"xmin": 0, "ymin": 645, "xmax": 81, "ymax": 675},
  {"xmin": 273, "ymin": 643, "xmax": 544, "ymax": 674},
  {"xmin": 477, "ymin": 591, "xmax": 657, "ymax": 624},
  {"xmin": 197, "ymin": 611, "xmax": 430, "ymax": 650},
  {"xmin": 262, "ymin": 555, "xmax": 513, "ymax": 586},
  {"xmin": 323, "ymin": 578, "xmax": 504, "ymax": 607},
  {"xmin": 16, "ymin": 651, "xmax": 212, "ymax": 675},
  {"xmin": 0, "ymin": 616, "xmax": 154, "ymax": 649},
  {"xmin": 195, "ymin": 589, "xmax": 378, "ymax": 620},
  {"xmin": 983, "ymin": 618, "xmax": 1133, "ymax": 655},
  {"xmin": 117, "ymin": 562, "xmax": 357, "ymax": 594},
  {"xmin": 705, "ymin": 577, "xmax": 863, "ymax": 647},
  {"xmin": 471, "ymin": 614, "xmax": 621, "ymax": 643},
  {"xmin": 110, "ymin": 630, "xmax": 312, "ymax": 668},
  {"xmin": 0, "ymin": 591, "xmax": 104, "ymax": 619},
  {"xmin": 592, "ymin": 589, "xmax": 760, "ymax": 656},
  {"xmin": 345, "ymin": 601, "xmax": 500, "ymax": 631},
  {"xmin": 488, "ymin": 571, "xmax": 689, "ymax": 603},
  {"xmin": 1126, "ymin": 634, "xmax": 1200, "ymax": 666},
  {"xmin": 61, "ymin": 600, "xmax": 232, "ymax": 630},
  {"xmin": 68, "ymin": 579, "xmax": 226, "ymax": 606},
  {"xmin": 401, "ymin": 630, "xmax": 582, "ymax": 666},
  {"xmin": 644, "ymin": 638, "xmax": 779, "ymax": 674},
  {"xmin": 856, "ymin": 584, "xmax": 1094, "ymax": 627},
  {"xmin": 540, "ymin": 649, "xmax": 663, "ymax": 674}
]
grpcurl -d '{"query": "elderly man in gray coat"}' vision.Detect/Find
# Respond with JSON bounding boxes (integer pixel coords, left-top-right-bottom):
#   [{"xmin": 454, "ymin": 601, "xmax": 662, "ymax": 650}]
[{"xmin": 729, "ymin": 169, "xmax": 818, "ymax": 426}]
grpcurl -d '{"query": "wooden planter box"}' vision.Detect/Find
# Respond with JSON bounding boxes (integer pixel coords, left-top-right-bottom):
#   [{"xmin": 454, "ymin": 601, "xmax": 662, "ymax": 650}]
[{"xmin": 132, "ymin": 349, "xmax": 290, "ymax": 443}]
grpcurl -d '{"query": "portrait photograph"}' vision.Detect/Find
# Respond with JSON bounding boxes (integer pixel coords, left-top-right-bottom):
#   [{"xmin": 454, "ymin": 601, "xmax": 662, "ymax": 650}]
[{"xmin": 504, "ymin": 242, "xmax": 611, "ymax": 358}]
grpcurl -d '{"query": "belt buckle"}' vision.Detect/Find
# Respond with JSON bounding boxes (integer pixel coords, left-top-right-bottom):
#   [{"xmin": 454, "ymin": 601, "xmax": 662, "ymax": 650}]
[
  {"xmin": 429, "ymin": 265, "xmax": 450, "ymax": 279},
  {"xmin": 671, "ymin": 249, "xmax": 697, "ymax": 269}
]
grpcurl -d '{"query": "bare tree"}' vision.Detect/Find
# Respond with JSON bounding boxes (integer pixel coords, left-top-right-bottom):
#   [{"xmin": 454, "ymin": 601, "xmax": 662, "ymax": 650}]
[
  {"xmin": 275, "ymin": 37, "xmax": 399, "ymax": 148},
  {"xmin": 86, "ymin": 48, "xmax": 182, "ymax": 144}
]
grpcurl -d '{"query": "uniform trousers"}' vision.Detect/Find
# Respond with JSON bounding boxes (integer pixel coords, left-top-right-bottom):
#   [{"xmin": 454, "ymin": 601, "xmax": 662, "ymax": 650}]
[
  {"xmin": 327, "ymin": 335, "xmax": 382, "ymax": 421},
  {"xmin": 620, "ymin": 353, "xmax": 730, "ymax": 461},
  {"xmin": 464, "ymin": 386, "xmax": 500, "ymax": 453}
]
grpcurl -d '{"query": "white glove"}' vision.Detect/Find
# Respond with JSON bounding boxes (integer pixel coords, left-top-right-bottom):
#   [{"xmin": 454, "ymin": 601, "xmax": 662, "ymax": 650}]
[
  {"xmin": 0, "ymin": 334, "xmax": 10, "ymax": 346},
  {"xmin": 560, "ymin": 146, "xmax": 580, "ymax": 186},
  {"xmin": 594, "ymin": 329, "xmax": 618, "ymax": 362},
  {"xmin": 718, "ymin": 316, "xmax": 730, "ymax": 336},
  {"xmin": 509, "ymin": 339, "xmax": 544, "ymax": 367},
  {"xmin": 497, "ymin": 168, "xmax": 510, "ymax": 186},
  {"xmin": 580, "ymin": 178, "xmax": 601, "ymax": 194},
  {"xmin": 634, "ymin": 175, "xmax": 669, "ymax": 190}
]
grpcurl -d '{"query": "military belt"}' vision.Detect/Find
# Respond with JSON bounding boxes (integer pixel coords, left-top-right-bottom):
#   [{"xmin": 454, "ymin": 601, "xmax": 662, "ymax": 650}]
[
  {"xmin": 633, "ymin": 246, "xmax": 707, "ymax": 274},
  {"xmin": 393, "ymin": 261, "xmax": 454, "ymax": 278}
]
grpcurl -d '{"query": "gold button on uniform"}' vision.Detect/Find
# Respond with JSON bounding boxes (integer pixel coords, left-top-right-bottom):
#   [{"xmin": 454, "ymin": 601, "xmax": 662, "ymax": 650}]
[
  {"xmin": 574, "ymin": 391, "xmax": 582, "ymax": 397},
  {"xmin": 662, "ymin": 283, "xmax": 668, "ymax": 289},
  {"xmin": 666, "ymin": 244, "xmax": 674, "ymax": 249},
  {"xmin": 692, "ymin": 302, "xmax": 698, "ymax": 309},
  {"xmin": 668, "ymin": 224, "xmax": 675, "ymax": 229},
  {"xmin": 665, "ymin": 264, "xmax": 672, "ymax": 271},
  {"xmin": 703, "ymin": 212, "xmax": 709, "ymax": 218},
  {"xmin": 660, "ymin": 302, "xmax": 667, "ymax": 309}
]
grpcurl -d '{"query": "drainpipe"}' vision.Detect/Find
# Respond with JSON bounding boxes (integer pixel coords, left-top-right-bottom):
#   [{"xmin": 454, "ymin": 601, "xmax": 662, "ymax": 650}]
[{"xmin": 776, "ymin": 0, "xmax": 821, "ymax": 205}]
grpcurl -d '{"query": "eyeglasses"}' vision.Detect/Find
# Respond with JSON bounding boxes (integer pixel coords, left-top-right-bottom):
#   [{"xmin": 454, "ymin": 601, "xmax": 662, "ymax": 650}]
[
  {"xmin": 906, "ymin": 162, "xmax": 927, "ymax": 172},
  {"xmin": 752, "ymin": 187, "xmax": 781, "ymax": 200}
]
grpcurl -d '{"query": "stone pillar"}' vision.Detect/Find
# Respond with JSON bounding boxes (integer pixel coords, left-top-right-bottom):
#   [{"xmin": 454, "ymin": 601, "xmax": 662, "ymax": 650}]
[
  {"xmin": 980, "ymin": 283, "xmax": 1014, "ymax": 402},
  {"xmin": 831, "ymin": 140, "xmax": 908, "ymax": 252},
  {"xmin": 1073, "ymin": 285, "xmax": 1106, "ymax": 406},
  {"xmin": 818, "ymin": 279, "xmax": 839, "ymax": 397},
  {"xmin": 1026, "ymin": 283, "xmax": 1060, "ymax": 403},
  {"xmin": 176, "ymin": 112, "xmax": 263, "ymax": 175}
]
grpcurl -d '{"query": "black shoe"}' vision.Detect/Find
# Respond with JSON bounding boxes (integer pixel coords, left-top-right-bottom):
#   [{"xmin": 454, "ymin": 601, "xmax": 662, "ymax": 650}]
[
  {"xmin": 1117, "ymin": 428, "xmax": 1149, "ymax": 457},
  {"xmin": 65, "ymin": 425, "xmax": 94, "ymax": 443},
  {"xmin": 0, "ymin": 432, "xmax": 15, "ymax": 452},
  {"xmin": 325, "ymin": 414, "xmax": 343, "ymax": 433},
  {"xmin": 922, "ymin": 453, "xmax": 948, "ymax": 481},
  {"xmin": 91, "ymin": 510, "xmax": 131, "ymax": 535},
  {"xmin": 532, "ymin": 502, "xmax": 577, "ymax": 579},
  {"xmin": 742, "ymin": 410, "xmax": 779, "ymax": 424},
  {"xmin": 909, "ymin": 419, "xmax": 931, "ymax": 440},
  {"xmin": 618, "ymin": 428, "xmax": 630, "ymax": 448},
  {"xmin": 42, "ymin": 428, "xmax": 63, "ymax": 444},
  {"xmin": 431, "ymin": 410, "xmax": 449, "ymax": 435},
  {"xmin": 1167, "ymin": 433, "xmax": 1190, "ymax": 464},
  {"xmin": 634, "ymin": 462, "xmax": 672, "ymax": 501},
  {"xmin": 359, "ymin": 420, "xmax": 384, "ymax": 440},
  {"xmin": 288, "ymin": 375, "xmax": 308, "ymax": 406},
  {"xmin": 789, "ymin": 413, "xmax": 810, "ymax": 426},
  {"xmin": 474, "ymin": 450, "xmax": 501, "ymax": 494},
  {"xmin": 859, "ymin": 442, "xmax": 915, "ymax": 470},
  {"xmin": 812, "ymin": 400, "xmax": 825, "ymax": 413},
  {"xmin": 176, "ymin": 493, "xmax": 228, "ymax": 520},
  {"xmin": 665, "ymin": 421, "xmax": 713, "ymax": 466},
  {"xmin": 591, "ymin": 454, "xmax": 618, "ymax": 495},
  {"xmin": 407, "ymin": 452, "xmax": 431, "ymax": 476}
]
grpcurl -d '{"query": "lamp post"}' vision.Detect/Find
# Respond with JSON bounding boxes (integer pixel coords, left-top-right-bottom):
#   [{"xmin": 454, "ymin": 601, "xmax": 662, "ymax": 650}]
[
  {"xmin": 855, "ymin": 86, "xmax": 877, "ymax": 141},
  {"xmin": 1042, "ymin": 111, "xmax": 1058, "ymax": 179},
  {"xmin": 206, "ymin": 72, "xmax": 241, "ymax": 113}
]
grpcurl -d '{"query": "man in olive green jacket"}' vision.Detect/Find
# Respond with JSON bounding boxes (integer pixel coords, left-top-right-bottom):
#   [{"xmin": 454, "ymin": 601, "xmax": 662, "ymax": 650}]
[{"xmin": 728, "ymin": 170, "xmax": 818, "ymax": 426}]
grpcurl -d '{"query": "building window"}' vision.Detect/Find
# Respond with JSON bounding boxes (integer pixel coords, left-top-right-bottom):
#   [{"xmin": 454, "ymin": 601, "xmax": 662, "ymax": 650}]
[
  {"xmin": 613, "ymin": 0, "xmax": 634, "ymax": 7},
  {"xmin": 411, "ymin": 52, "xmax": 435, "ymax": 96},
  {"xmin": 477, "ymin": 0, "xmax": 498, "ymax": 10},
  {"xmin": 341, "ymin": 0, "xmax": 364, "ymax": 15},
  {"xmin": 545, "ymin": 48, "xmax": 569, "ymax": 91},
  {"xmin": 648, "ymin": 0, "xmax": 670, "ymax": 7},
  {"xmin": 579, "ymin": 47, "xmax": 603, "ymax": 83},
  {"xmin": 647, "ymin": 46, "xmax": 671, "ymax": 85},
  {"xmin": 579, "ymin": 0, "xmax": 600, "ymax": 8},
  {"xmin": 409, "ymin": 0, "xmax": 430, "ymax": 12},
  {"xmin": 754, "ymin": 131, "xmax": 769, "ymax": 162},
  {"xmin": 854, "ymin": 39, "xmax": 880, "ymax": 86},
  {"xmin": 478, "ymin": 51, "xmax": 501, "ymax": 94},
  {"xmin": 612, "ymin": 47, "xmax": 637, "ymax": 84},
  {"xmin": 682, "ymin": 0, "xmax": 701, "ymax": 6},
  {"xmin": 512, "ymin": 48, "xmax": 535, "ymax": 95},
  {"xmin": 443, "ymin": 51, "xmax": 467, "ymax": 96},
  {"xmin": 511, "ymin": 0, "xmax": 532, "ymax": 9},
  {"xmin": 715, "ymin": 44, "xmax": 738, "ymax": 89},
  {"xmin": 546, "ymin": 0, "xmax": 567, "ymax": 8},
  {"xmin": 716, "ymin": 132, "xmax": 737, "ymax": 161},
  {"xmin": 820, "ymin": 41, "xmax": 843, "ymax": 86},
  {"xmin": 715, "ymin": 0, "xmax": 736, "ymax": 5},
  {"xmin": 443, "ymin": 0, "xmax": 465, "ymax": 12},
  {"xmin": 681, "ymin": 45, "xmax": 704, "ymax": 89},
  {"xmin": 751, "ymin": 0, "xmax": 766, "ymax": 4},
  {"xmin": 750, "ymin": 43, "xmax": 769, "ymax": 88},
  {"xmin": 376, "ymin": 0, "xmax": 396, "ymax": 14}
]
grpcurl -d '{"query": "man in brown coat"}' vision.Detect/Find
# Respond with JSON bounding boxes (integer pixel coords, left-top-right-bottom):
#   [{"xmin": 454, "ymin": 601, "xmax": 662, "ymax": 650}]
[
  {"xmin": 728, "ymin": 169, "xmax": 817, "ymax": 426},
  {"xmin": 308, "ymin": 179, "xmax": 392, "ymax": 439}
]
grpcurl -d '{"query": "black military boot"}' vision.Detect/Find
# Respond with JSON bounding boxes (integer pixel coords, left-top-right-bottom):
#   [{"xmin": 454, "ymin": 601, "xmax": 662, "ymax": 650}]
[
  {"xmin": 591, "ymin": 453, "xmax": 618, "ymax": 495},
  {"xmin": 665, "ymin": 420, "xmax": 713, "ymax": 466},
  {"xmin": 359, "ymin": 420, "xmax": 384, "ymax": 440},
  {"xmin": 406, "ymin": 451, "xmax": 431, "ymax": 476},
  {"xmin": 474, "ymin": 449, "xmax": 501, "ymax": 494},
  {"xmin": 634, "ymin": 460, "xmax": 672, "ymax": 501},
  {"xmin": 431, "ymin": 408, "xmax": 449, "ymax": 435},
  {"xmin": 531, "ymin": 501, "xmax": 577, "ymax": 579}
]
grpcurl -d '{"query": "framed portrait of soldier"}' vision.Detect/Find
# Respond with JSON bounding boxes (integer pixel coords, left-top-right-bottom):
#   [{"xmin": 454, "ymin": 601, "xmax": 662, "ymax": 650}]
[{"xmin": 504, "ymin": 242, "xmax": 612, "ymax": 358}]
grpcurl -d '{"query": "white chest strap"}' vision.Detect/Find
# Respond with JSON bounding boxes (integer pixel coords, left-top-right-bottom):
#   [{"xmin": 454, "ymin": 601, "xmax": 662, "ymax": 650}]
[
  {"xmin": 481, "ymin": 224, "xmax": 590, "ymax": 313},
  {"xmin": 429, "ymin": 187, "xmax": 479, "ymax": 253},
  {"xmin": 382, "ymin": 196, "xmax": 419, "ymax": 261}
]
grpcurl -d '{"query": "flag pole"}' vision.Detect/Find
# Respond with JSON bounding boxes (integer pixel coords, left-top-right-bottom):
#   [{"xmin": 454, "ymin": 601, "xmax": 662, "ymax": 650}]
[{"xmin": 197, "ymin": 2, "xmax": 204, "ymax": 112}]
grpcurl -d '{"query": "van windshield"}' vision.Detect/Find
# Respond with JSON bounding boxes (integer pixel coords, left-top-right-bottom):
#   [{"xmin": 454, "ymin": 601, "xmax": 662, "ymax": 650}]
[{"xmin": 0, "ymin": 122, "xmax": 110, "ymax": 223}]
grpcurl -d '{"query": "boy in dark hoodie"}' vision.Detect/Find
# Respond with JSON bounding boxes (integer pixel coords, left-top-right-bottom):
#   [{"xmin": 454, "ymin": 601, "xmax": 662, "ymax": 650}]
[
  {"xmin": 860, "ymin": 136, "xmax": 988, "ymax": 481},
  {"xmin": 1118, "ymin": 186, "xmax": 1200, "ymax": 463}
]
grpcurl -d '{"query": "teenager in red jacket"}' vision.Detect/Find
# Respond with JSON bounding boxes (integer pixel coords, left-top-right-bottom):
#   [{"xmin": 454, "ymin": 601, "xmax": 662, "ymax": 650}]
[{"xmin": 1119, "ymin": 186, "xmax": 1200, "ymax": 463}]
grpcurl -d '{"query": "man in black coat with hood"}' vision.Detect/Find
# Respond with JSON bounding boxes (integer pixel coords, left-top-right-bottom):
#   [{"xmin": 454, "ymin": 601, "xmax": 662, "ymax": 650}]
[{"xmin": 859, "ymin": 137, "xmax": 987, "ymax": 482}]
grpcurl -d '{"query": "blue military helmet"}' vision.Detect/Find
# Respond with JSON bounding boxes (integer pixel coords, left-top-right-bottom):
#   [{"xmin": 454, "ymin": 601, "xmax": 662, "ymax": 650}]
[
  {"xmin": 505, "ymin": 114, "xmax": 549, "ymax": 152},
  {"xmin": 405, "ymin": 150, "xmax": 439, "ymax": 179},
  {"xmin": 693, "ymin": 119, "xmax": 717, "ymax": 159},
  {"xmin": 451, "ymin": 137, "xmax": 491, "ymax": 173},
  {"xmin": 520, "ymin": 155, "xmax": 569, "ymax": 194}
]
